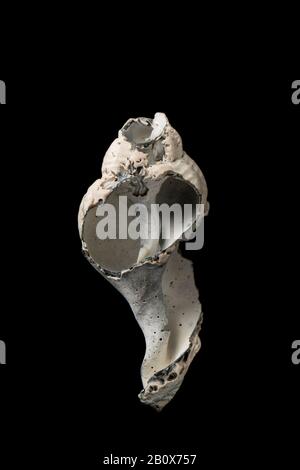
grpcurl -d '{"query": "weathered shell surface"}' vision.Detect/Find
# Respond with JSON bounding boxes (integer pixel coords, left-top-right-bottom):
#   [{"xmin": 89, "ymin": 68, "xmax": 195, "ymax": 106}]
[{"xmin": 79, "ymin": 113, "xmax": 208, "ymax": 410}]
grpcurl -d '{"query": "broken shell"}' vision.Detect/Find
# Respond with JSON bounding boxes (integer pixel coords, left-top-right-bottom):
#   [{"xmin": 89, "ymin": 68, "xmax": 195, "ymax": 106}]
[{"xmin": 78, "ymin": 113, "xmax": 208, "ymax": 411}]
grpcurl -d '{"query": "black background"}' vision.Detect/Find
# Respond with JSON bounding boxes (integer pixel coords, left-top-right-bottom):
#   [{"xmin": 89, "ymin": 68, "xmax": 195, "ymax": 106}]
[{"xmin": 0, "ymin": 76, "xmax": 299, "ymax": 467}]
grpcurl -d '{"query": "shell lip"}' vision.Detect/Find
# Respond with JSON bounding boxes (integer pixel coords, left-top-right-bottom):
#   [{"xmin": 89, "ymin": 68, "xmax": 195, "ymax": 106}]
[{"xmin": 82, "ymin": 242, "xmax": 176, "ymax": 281}]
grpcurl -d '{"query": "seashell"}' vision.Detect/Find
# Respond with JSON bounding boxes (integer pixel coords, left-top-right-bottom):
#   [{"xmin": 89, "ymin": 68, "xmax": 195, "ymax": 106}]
[{"xmin": 78, "ymin": 113, "xmax": 208, "ymax": 411}]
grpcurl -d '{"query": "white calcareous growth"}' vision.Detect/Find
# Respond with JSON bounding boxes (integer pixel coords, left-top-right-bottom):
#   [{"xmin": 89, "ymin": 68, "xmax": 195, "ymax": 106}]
[{"xmin": 78, "ymin": 113, "xmax": 209, "ymax": 410}]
